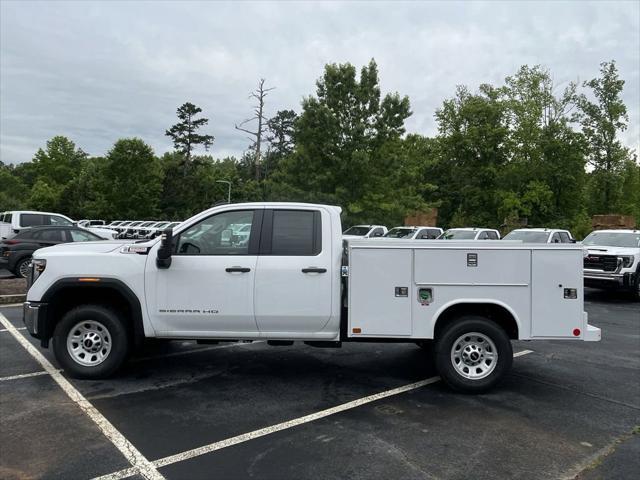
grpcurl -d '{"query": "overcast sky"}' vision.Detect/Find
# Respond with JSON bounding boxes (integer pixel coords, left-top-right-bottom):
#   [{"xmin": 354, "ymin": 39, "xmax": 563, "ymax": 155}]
[{"xmin": 1, "ymin": 0, "xmax": 638, "ymax": 164}]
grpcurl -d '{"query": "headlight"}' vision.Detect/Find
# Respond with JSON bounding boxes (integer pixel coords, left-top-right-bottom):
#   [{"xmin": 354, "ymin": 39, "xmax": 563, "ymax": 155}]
[
  {"xmin": 32, "ymin": 258, "xmax": 47, "ymax": 281},
  {"xmin": 620, "ymin": 255, "xmax": 635, "ymax": 268}
]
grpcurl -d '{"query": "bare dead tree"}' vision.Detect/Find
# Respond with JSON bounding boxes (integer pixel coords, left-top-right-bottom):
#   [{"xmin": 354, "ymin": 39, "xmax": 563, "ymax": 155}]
[{"xmin": 235, "ymin": 78, "xmax": 275, "ymax": 180}]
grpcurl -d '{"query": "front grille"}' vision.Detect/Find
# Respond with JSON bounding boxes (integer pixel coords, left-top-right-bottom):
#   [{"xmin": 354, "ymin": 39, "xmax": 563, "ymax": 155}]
[{"xmin": 584, "ymin": 254, "xmax": 618, "ymax": 272}]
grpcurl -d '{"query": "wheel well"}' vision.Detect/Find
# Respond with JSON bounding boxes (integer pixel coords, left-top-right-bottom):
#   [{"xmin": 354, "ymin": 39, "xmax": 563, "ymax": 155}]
[
  {"xmin": 434, "ymin": 303, "xmax": 519, "ymax": 340},
  {"xmin": 42, "ymin": 282, "xmax": 145, "ymax": 346}
]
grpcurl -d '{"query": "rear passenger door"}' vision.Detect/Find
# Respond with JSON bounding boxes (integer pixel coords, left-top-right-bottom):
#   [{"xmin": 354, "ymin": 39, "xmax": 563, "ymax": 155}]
[{"xmin": 254, "ymin": 208, "xmax": 332, "ymax": 334}]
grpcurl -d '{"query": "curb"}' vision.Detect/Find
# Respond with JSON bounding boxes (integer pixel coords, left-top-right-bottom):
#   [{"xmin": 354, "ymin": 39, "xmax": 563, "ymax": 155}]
[{"xmin": 0, "ymin": 295, "xmax": 26, "ymax": 305}]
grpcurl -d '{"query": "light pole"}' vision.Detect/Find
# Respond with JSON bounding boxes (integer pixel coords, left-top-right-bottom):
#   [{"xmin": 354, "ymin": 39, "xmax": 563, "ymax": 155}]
[{"xmin": 216, "ymin": 180, "xmax": 231, "ymax": 204}]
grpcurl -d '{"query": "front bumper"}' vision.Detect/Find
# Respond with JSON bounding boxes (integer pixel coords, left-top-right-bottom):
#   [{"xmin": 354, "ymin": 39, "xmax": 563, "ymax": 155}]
[
  {"xmin": 584, "ymin": 269, "xmax": 637, "ymax": 290},
  {"xmin": 23, "ymin": 301, "xmax": 49, "ymax": 345}
]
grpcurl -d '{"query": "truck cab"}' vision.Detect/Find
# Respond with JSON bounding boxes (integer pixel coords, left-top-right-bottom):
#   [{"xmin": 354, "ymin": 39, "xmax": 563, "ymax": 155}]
[{"xmin": 22, "ymin": 202, "xmax": 600, "ymax": 393}]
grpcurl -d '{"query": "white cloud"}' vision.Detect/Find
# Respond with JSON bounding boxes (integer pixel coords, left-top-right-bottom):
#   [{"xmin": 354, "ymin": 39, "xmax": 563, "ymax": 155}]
[{"xmin": 1, "ymin": 0, "xmax": 638, "ymax": 163}]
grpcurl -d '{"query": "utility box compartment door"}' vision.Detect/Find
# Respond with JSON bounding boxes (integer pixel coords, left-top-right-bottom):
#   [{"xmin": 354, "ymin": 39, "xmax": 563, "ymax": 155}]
[
  {"xmin": 531, "ymin": 249, "xmax": 584, "ymax": 337},
  {"xmin": 349, "ymin": 248, "xmax": 412, "ymax": 337}
]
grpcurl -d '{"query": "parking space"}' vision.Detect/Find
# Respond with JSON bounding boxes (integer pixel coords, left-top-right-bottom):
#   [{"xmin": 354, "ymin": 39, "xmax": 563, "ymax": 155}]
[{"xmin": 0, "ymin": 290, "xmax": 638, "ymax": 480}]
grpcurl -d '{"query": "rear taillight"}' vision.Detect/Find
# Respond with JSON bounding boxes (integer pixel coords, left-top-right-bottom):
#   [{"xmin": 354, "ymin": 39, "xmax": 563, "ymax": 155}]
[{"xmin": 4, "ymin": 239, "xmax": 19, "ymax": 245}]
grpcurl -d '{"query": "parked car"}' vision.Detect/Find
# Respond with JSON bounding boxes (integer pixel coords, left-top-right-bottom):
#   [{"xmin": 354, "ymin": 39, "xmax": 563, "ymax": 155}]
[
  {"xmin": 78, "ymin": 220, "xmax": 106, "ymax": 227},
  {"xmin": 118, "ymin": 221, "xmax": 147, "ymax": 239},
  {"xmin": 23, "ymin": 202, "xmax": 600, "ymax": 391},
  {"xmin": 0, "ymin": 225, "xmax": 103, "ymax": 278},
  {"xmin": 342, "ymin": 225, "xmax": 388, "ymax": 238},
  {"xmin": 582, "ymin": 229, "xmax": 640, "ymax": 300},
  {"xmin": 503, "ymin": 228, "xmax": 575, "ymax": 243},
  {"xmin": 129, "ymin": 221, "xmax": 160, "ymax": 239},
  {"xmin": 1, "ymin": 211, "xmax": 75, "ymax": 240},
  {"xmin": 383, "ymin": 226, "xmax": 443, "ymax": 239},
  {"xmin": 438, "ymin": 228, "xmax": 501, "ymax": 240},
  {"xmin": 0, "ymin": 211, "xmax": 117, "ymax": 240}
]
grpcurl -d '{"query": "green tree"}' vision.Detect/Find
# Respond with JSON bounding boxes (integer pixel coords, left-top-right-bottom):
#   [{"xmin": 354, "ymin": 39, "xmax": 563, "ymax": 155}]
[
  {"xmin": 578, "ymin": 61, "xmax": 630, "ymax": 212},
  {"xmin": 0, "ymin": 162, "xmax": 28, "ymax": 210},
  {"xmin": 165, "ymin": 102, "xmax": 215, "ymax": 165},
  {"xmin": 102, "ymin": 139, "xmax": 163, "ymax": 219},
  {"xmin": 434, "ymin": 84, "xmax": 509, "ymax": 227},
  {"xmin": 280, "ymin": 59, "xmax": 419, "ymax": 225}
]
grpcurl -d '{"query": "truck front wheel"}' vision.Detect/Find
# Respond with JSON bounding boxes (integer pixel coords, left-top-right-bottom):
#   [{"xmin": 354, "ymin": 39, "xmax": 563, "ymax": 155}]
[
  {"xmin": 435, "ymin": 316, "xmax": 512, "ymax": 393},
  {"xmin": 52, "ymin": 305, "xmax": 129, "ymax": 379}
]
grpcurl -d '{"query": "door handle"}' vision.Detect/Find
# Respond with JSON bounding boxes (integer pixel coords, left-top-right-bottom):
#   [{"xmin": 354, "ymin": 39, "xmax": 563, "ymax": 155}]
[
  {"xmin": 302, "ymin": 267, "xmax": 327, "ymax": 274},
  {"xmin": 225, "ymin": 267, "xmax": 251, "ymax": 273}
]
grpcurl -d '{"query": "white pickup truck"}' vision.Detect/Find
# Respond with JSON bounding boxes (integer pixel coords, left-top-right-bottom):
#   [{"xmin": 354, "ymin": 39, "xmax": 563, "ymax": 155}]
[{"xmin": 23, "ymin": 202, "xmax": 600, "ymax": 393}]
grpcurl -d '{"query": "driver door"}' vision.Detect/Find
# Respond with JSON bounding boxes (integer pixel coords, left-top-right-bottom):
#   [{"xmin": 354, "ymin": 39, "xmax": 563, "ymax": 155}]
[{"xmin": 145, "ymin": 208, "xmax": 262, "ymax": 337}]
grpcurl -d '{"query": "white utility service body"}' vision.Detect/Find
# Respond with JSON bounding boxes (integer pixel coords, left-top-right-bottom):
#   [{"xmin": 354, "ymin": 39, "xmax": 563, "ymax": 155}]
[
  {"xmin": 23, "ymin": 202, "xmax": 600, "ymax": 392},
  {"xmin": 347, "ymin": 239, "xmax": 598, "ymax": 341}
]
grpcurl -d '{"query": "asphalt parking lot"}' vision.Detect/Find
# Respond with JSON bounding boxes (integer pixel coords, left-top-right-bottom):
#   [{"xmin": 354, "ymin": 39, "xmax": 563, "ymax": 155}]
[{"xmin": 0, "ymin": 289, "xmax": 638, "ymax": 480}]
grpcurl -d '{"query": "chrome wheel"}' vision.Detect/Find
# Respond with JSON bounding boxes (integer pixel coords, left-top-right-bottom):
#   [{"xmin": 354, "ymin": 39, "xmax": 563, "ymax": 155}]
[
  {"xmin": 450, "ymin": 332, "xmax": 498, "ymax": 380},
  {"xmin": 18, "ymin": 259, "xmax": 31, "ymax": 278},
  {"xmin": 66, "ymin": 320, "xmax": 112, "ymax": 366}
]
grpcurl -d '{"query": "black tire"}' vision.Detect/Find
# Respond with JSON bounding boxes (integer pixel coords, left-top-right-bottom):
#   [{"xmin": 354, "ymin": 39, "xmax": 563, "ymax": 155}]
[
  {"xmin": 435, "ymin": 316, "xmax": 512, "ymax": 394},
  {"xmin": 52, "ymin": 305, "xmax": 130, "ymax": 379},
  {"xmin": 13, "ymin": 256, "xmax": 32, "ymax": 278}
]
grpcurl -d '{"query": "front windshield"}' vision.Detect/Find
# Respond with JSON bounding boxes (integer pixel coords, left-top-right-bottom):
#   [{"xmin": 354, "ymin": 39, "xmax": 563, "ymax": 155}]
[
  {"xmin": 384, "ymin": 227, "xmax": 417, "ymax": 238},
  {"xmin": 343, "ymin": 226, "xmax": 371, "ymax": 236},
  {"xmin": 582, "ymin": 232, "xmax": 640, "ymax": 248},
  {"xmin": 439, "ymin": 229, "xmax": 477, "ymax": 240},
  {"xmin": 503, "ymin": 231, "xmax": 550, "ymax": 243}
]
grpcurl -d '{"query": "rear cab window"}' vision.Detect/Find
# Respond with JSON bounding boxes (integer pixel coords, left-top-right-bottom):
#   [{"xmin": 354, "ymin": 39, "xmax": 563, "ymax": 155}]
[{"xmin": 262, "ymin": 209, "xmax": 322, "ymax": 256}]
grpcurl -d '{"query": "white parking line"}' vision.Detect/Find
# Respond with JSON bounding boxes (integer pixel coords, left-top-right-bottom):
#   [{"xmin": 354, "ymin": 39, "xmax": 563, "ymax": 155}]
[
  {"xmin": 0, "ymin": 370, "xmax": 53, "ymax": 382},
  {"xmin": 0, "ymin": 326, "xmax": 26, "ymax": 332},
  {"xmin": 94, "ymin": 349, "xmax": 534, "ymax": 480},
  {"xmin": 0, "ymin": 313, "xmax": 165, "ymax": 480},
  {"xmin": 513, "ymin": 349, "xmax": 534, "ymax": 357}
]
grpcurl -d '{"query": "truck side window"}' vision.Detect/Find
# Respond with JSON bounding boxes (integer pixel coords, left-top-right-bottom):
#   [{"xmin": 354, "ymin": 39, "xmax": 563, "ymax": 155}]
[
  {"xmin": 550, "ymin": 233, "xmax": 561, "ymax": 243},
  {"xmin": 559, "ymin": 232, "xmax": 571, "ymax": 243},
  {"xmin": 268, "ymin": 210, "xmax": 321, "ymax": 256},
  {"xmin": 176, "ymin": 210, "xmax": 255, "ymax": 255},
  {"xmin": 487, "ymin": 231, "xmax": 499, "ymax": 240}
]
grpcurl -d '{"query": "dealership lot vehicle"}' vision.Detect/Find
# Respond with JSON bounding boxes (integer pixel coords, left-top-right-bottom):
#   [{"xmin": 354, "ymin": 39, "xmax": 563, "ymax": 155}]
[
  {"xmin": 0, "ymin": 210, "xmax": 118, "ymax": 240},
  {"xmin": 342, "ymin": 224, "xmax": 388, "ymax": 238},
  {"xmin": 503, "ymin": 228, "xmax": 575, "ymax": 243},
  {"xmin": 582, "ymin": 229, "xmax": 640, "ymax": 300},
  {"xmin": 0, "ymin": 226, "xmax": 104, "ymax": 278},
  {"xmin": 383, "ymin": 226, "xmax": 443, "ymax": 239},
  {"xmin": 0, "ymin": 290, "xmax": 636, "ymax": 480},
  {"xmin": 438, "ymin": 227, "xmax": 501, "ymax": 240},
  {"xmin": 23, "ymin": 202, "xmax": 599, "ymax": 393}
]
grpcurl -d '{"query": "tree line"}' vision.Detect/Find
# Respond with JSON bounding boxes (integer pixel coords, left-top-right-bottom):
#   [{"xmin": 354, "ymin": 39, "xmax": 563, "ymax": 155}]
[{"xmin": 1, "ymin": 59, "xmax": 638, "ymax": 238}]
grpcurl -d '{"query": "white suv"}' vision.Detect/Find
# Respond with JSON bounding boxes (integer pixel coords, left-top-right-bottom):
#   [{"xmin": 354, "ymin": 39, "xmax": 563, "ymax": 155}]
[
  {"xmin": 438, "ymin": 228, "xmax": 501, "ymax": 240},
  {"xmin": 0, "ymin": 211, "xmax": 117, "ymax": 240},
  {"xmin": 582, "ymin": 229, "xmax": 640, "ymax": 300}
]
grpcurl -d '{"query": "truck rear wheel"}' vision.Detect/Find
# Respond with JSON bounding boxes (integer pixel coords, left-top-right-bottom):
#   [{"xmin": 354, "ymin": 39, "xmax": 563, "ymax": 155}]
[
  {"xmin": 435, "ymin": 316, "xmax": 512, "ymax": 393},
  {"xmin": 52, "ymin": 305, "xmax": 129, "ymax": 379}
]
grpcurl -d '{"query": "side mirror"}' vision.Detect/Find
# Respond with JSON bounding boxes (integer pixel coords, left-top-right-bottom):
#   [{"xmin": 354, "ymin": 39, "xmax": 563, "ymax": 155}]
[
  {"xmin": 570, "ymin": 239, "xmax": 577, "ymax": 243},
  {"xmin": 156, "ymin": 228, "xmax": 174, "ymax": 269}
]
